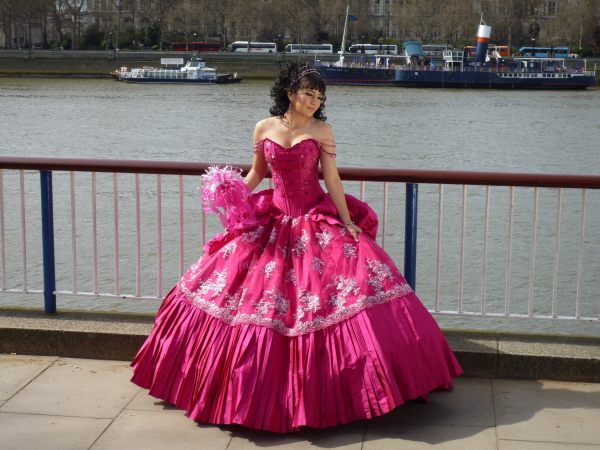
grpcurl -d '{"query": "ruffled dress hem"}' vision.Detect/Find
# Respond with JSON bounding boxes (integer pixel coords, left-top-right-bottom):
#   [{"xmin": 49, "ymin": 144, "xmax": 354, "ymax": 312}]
[{"xmin": 131, "ymin": 287, "xmax": 462, "ymax": 433}]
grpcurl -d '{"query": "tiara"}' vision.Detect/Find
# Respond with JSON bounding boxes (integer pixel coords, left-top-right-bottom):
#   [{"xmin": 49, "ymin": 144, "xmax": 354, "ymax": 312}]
[{"xmin": 291, "ymin": 66, "xmax": 321, "ymax": 84}]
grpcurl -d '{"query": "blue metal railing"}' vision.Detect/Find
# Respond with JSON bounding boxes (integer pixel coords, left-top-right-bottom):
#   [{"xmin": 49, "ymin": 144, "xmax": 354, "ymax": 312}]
[
  {"xmin": 40, "ymin": 171, "xmax": 56, "ymax": 313},
  {"xmin": 1, "ymin": 156, "xmax": 599, "ymax": 320}
]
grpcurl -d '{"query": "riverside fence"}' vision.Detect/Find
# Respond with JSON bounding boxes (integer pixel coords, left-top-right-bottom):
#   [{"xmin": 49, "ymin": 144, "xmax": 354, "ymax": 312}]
[{"xmin": 0, "ymin": 156, "xmax": 598, "ymax": 325}]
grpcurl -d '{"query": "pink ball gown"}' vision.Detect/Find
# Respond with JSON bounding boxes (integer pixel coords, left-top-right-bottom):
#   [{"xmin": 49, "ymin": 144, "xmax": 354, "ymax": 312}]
[{"xmin": 131, "ymin": 138, "xmax": 462, "ymax": 433}]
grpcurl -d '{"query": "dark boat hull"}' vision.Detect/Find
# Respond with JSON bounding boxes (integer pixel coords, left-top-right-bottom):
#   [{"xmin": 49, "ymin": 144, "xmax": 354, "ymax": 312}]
[
  {"xmin": 121, "ymin": 77, "xmax": 242, "ymax": 84},
  {"xmin": 317, "ymin": 66, "xmax": 596, "ymax": 89}
]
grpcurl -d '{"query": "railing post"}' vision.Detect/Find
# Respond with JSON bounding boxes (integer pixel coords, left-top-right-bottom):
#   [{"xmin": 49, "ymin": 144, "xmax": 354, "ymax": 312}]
[
  {"xmin": 404, "ymin": 183, "xmax": 418, "ymax": 290},
  {"xmin": 40, "ymin": 170, "xmax": 56, "ymax": 313}
]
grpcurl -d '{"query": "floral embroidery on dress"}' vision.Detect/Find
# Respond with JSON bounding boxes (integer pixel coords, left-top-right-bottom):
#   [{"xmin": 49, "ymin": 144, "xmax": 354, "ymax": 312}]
[
  {"xmin": 266, "ymin": 289, "xmax": 290, "ymax": 315},
  {"xmin": 224, "ymin": 289, "xmax": 246, "ymax": 311},
  {"xmin": 327, "ymin": 276, "xmax": 359, "ymax": 310},
  {"xmin": 197, "ymin": 269, "xmax": 228, "ymax": 297},
  {"xmin": 343, "ymin": 243, "xmax": 358, "ymax": 258},
  {"xmin": 315, "ymin": 229, "xmax": 333, "ymax": 249},
  {"xmin": 312, "ymin": 257, "xmax": 324, "ymax": 274},
  {"xmin": 268, "ymin": 228, "xmax": 278, "ymax": 245},
  {"xmin": 254, "ymin": 298, "xmax": 273, "ymax": 315},
  {"xmin": 366, "ymin": 259, "xmax": 393, "ymax": 293},
  {"xmin": 220, "ymin": 241, "xmax": 237, "ymax": 258},
  {"xmin": 295, "ymin": 288, "xmax": 321, "ymax": 321},
  {"xmin": 264, "ymin": 261, "xmax": 277, "ymax": 279},
  {"xmin": 243, "ymin": 226, "xmax": 265, "ymax": 243},
  {"xmin": 284, "ymin": 269, "xmax": 297, "ymax": 285},
  {"xmin": 292, "ymin": 230, "xmax": 309, "ymax": 256},
  {"xmin": 291, "ymin": 217, "xmax": 301, "ymax": 227}
]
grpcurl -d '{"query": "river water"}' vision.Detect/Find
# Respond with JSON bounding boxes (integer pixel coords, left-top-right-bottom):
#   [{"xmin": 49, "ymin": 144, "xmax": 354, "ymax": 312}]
[{"xmin": 0, "ymin": 77, "xmax": 598, "ymax": 336}]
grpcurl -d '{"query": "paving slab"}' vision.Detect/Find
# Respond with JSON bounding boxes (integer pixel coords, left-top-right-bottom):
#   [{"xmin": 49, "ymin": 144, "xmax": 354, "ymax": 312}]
[
  {"xmin": 499, "ymin": 440, "xmax": 600, "ymax": 449},
  {"xmin": 226, "ymin": 421, "xmax": 366, "ymax": 449},
  {"xmin": 369, "ymin": 377, "xmax": 495, "ymax": 428},
  {"xmin": 126, "ymin": 389, "xmax": 184, "ymax": 413},
  {"xmin": 0, "ymin": 354, "xmax": 56, "ymax": 400},
  {"xmin": 1, "ymin": 357, "xmax": 140, "ymax": 419},
  {"xmin": 91, "ymin": 410, "xmax": 233, "ymax": 450},
  {"xmin": 363, "ymin": 424, "xmax": 497, "ymax": 450},
  {"xmin": 0, "ymin": 412, "xmax": 110, "ymax": 450},
  {"xmin": 494, "ymin": 379, "xmax": 600, "ymax": 445}
]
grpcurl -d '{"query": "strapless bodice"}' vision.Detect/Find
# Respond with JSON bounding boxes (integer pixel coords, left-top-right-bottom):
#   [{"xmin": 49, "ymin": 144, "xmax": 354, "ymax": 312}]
[{"xmin": 260, "ymin": 138, "xmax": 326, "ymax": 216}]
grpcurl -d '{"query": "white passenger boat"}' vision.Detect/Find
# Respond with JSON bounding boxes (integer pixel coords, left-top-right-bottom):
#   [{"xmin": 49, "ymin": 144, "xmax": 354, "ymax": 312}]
[{"xmin": 114, "ymin": 58, "xmax": 242, "ymax": 84}]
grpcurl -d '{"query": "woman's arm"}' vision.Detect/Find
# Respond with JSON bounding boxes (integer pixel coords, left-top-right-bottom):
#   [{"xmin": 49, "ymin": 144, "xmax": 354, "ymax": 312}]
[
  {"xmin": 245, "ymin": 121, "xmax": 268, "ymax": 191},
  {"xmin": 319, "ymin": 125, "xmax": 362, "ymax": 241}
]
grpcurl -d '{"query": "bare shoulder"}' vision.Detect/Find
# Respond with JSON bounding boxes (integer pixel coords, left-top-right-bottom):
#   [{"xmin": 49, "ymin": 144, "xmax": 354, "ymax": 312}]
[
  {"xmin": 253, "ymin": 117, "xmax": 278, "ymax": 141},
  {"xmin": 311, "ymin": 120, "xmax": 335, "ymax": 143}
]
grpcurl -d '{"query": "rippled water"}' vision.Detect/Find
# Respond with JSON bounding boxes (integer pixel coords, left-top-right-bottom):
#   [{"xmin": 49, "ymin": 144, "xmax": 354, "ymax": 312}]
[{"xmin": 1, "ymin": 78, "xmax": 599, "ymax": 336}]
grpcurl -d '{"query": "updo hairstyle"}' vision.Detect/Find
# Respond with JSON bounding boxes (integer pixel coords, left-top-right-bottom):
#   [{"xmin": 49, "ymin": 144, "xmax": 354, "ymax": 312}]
[{"xmin": 269, "ymin": 62, "xmax": 327, "ymax": 121}]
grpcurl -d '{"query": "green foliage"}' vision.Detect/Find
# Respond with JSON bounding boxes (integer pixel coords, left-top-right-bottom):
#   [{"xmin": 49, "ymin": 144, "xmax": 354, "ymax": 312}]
[
  {"xmin": 81, "ymin": 23, "xmax": 105, "ymax": 50},
  {"xmin": 117, "ymin": 28, "xmax": 143, "ymax": 49},
  {"xmin": 144, "ymin": 21, "xmax": 162, "ymax": 48}
]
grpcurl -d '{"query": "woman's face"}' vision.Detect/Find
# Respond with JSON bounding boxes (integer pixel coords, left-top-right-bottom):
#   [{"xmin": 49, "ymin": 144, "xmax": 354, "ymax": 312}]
[{"xmin": 288, "ymin": 87, "xmax": 325, "ymax": 119}]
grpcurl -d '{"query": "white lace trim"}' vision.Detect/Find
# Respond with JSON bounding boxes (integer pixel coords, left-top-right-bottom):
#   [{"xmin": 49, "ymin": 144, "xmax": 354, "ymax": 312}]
[{"xmin": 177, "ymin": 279, "xmax": 413, "ymax": 337}]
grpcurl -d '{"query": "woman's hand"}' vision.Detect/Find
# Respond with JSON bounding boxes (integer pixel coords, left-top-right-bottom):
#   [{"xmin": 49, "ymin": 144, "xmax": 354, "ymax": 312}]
[{"xmin": 345, "ymin": 222, "xmax": 362, "ymax": 242}]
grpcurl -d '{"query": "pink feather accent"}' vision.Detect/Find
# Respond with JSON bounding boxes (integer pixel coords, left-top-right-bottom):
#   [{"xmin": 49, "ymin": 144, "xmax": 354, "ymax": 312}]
[{"xmin": 201, "ymin": 165, "xmax": 256, "ymax": 229}]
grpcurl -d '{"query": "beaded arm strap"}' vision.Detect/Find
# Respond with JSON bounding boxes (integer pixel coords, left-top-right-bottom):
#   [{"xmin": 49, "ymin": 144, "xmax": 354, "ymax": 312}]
[
  {"xmin": 252, "ymin": 139, "xmax": 265, "ymax": 154},
  {"xmin": 317, "ymin": 138, "xmax": 337, "ymax": 158}
]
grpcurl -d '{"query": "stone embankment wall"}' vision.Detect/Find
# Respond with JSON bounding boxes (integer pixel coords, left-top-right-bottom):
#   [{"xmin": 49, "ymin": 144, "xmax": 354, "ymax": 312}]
[
  {"xmin": 0, "ymin": 50, "xmax": 598, "ymax": 82},
  {"xmin": 0, "ymin": 50, "xmax": 336, "ymax": 78}
]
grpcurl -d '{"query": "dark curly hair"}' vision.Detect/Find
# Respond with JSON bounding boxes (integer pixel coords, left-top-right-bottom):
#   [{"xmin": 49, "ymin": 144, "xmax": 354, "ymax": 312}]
[{"xmin": 269, "ymin": 62, "xmax": 327, "ymax": 121}]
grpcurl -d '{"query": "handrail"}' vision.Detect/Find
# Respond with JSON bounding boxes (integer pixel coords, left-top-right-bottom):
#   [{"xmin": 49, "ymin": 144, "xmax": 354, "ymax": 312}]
[{"xmin": 1, "ymin": 156, "xmax": 600, "ymax": 188}]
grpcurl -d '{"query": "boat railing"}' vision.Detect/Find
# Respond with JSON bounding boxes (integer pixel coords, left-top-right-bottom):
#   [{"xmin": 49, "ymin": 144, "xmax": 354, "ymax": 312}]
[
  {"xmin": 326, "ymin": 59, "xmax": 594, "ymax": 76},
  {"xmin": 0, "ymin": 156, "xmax": 598, "ymax": 327}
]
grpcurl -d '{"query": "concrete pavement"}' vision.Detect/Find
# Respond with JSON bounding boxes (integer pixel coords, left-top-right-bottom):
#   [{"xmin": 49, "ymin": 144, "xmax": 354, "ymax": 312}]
[{"xmin": 1, "ymin": 354, "xmax": 600, "ymax": 450}]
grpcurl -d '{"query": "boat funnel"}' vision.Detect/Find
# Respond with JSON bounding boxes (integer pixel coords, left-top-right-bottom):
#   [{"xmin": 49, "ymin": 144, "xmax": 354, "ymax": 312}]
[
  {"xmin": 402, "ymin": 41, "xmax": 424, "ymax": 65},
  {"xmin": 474, "ymin": 24, "xmax": 491, "ymax": 64}
]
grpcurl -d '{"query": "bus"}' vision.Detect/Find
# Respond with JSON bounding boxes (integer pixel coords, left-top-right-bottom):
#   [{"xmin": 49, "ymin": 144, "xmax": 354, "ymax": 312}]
[
  {"xmin": 228, "ymin": 41, "xmax": 277, "ymax": 53},
  {"xmin": 517, "ymin": 46, "xmax": 569, "ymax": 58},
  {"xmin": 422, "ymin": 44, "xmax": 450, "ymax": 58},
  {"xmin": 348, "ymin": 43, "xmax": 398, "ymax": 55},
  {"xmin": 285, "ymin": 43, "xmax": 333, "ymax": 54},
  {"xmin": 171, "ymin": 41, "xmax": 222, "ymax": 52}
]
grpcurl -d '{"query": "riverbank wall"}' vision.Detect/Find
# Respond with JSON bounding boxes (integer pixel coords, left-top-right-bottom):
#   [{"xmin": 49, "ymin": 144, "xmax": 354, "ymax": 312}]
[
  {"xmin": 1, "ymin": 50, "xmax": 599, "ymax": 80},
  {"xmin": 1, "ymin": 308, "xmax": 598, "ymax": 383},
  {"xmin": 0, "ymin": 50, "xmax": 329, "ymax": 79}
]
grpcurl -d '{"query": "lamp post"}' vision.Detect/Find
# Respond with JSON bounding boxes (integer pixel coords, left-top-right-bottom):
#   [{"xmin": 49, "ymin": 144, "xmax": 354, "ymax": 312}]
[{"xmin": 192, "ymin": 33, "xmax": 198, "ymax": 59}]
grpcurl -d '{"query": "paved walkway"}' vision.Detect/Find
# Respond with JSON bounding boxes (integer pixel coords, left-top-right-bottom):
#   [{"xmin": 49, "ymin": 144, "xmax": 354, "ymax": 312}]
[{"xmin": 1, "ymin": 354, "xmax": 599, "ymax": 450}]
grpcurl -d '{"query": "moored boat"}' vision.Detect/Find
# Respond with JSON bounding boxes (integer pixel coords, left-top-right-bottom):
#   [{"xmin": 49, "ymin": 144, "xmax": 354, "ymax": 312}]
[
  {"xmin": 316, "ymin": 53, "xmax": 596, "ymax": 89},
  {"xmin": 114, "ymin": 58, "xmax": 242, "ymax": 84},
  {"xmin": 316, "ymin": 13, "xmax": 596, "ymax": 90}
]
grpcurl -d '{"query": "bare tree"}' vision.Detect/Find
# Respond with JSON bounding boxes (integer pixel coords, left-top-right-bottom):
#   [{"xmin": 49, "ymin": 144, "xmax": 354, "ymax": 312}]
[
  {"xmin": 203, "ymin": 0, "xmax": 238, "ymax": 46},
  {"xmin": 138, "ymin": 0, "xmax": 177, "ymax": 49},
  {"xmin": 64, "ymin": 0, "xmax": 84, "ymax": 49},
  {"xmin": 48, "ymin": 0, "xmax": 67, "ymax": 47},
  {"xmin": 318, "ymin": 0, "xmax": 348, "ymax": 46},
  {"xmin": 437, "ymin": 0, "xmax": 477, "ymax": 47},
  {"xmin": 546, "ymin": 0, "xmax": 599, "ymax": 53},
  {"xmin": 111, "ymin": 0, "xmax": 128, "ymax": 49},
  {"xmin": 280, "ymin": 0, "xmax": 319, "ymax": 44},
  {"xmin": 394, "ymin": 0, "xmax": 439, "ymax": 43}
]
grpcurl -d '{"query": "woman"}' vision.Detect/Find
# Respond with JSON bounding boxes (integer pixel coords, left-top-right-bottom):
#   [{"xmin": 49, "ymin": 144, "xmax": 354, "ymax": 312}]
[{"xmin": 131, "ymin": 63, "xmax": 462, "ymax": 433}]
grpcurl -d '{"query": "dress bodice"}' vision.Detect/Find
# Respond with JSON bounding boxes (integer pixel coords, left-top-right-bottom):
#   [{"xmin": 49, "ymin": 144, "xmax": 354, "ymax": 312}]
[{"xmin": 259, "ymin": 138, "xmax": 326, "ymax": 216}]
